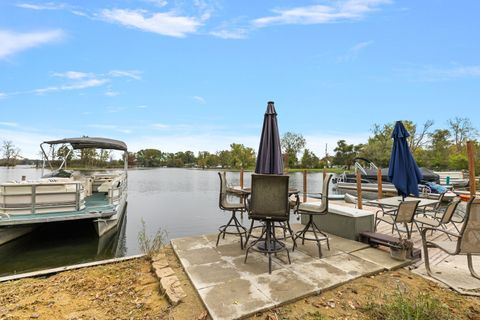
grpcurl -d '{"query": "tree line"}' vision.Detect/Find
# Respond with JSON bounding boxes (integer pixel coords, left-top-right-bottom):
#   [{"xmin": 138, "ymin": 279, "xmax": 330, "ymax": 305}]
[{"xmin": 1, "ymin": 117, "xmax": 478, "ymax": 171}]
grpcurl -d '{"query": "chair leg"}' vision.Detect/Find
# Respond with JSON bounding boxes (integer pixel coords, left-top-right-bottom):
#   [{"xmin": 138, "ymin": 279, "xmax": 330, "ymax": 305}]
[
  {"xmin": 421, "ymin": 231, "xmax": 434, "ymax": 277},
  {"xmin": 244, "ymin": 223, "xmax": 267, "ymax": 264},
  {"xmin": 467, "ymin": 254, "xmax": 480, "ymax": 280},
  {"xmin": 265, "ymin": 221, "xmax": 273, "ymax": 274},
  {"xmin": 245, "ymin": 219, "xmax": 255, "ymax": 246},
  {"xmin": 286, "ymin": 220, "xmax": 297, "ymax": 249},
  {"xmin": 217, "ymin": 210, "xmax": 246, "ymax": 249}
]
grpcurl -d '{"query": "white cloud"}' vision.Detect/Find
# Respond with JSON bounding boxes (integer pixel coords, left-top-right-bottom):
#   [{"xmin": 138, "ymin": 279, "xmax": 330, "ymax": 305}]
[
  {"xmin": 52, "ymin": 71, "xmax": 91, "ymax": 79},
  {"xmin": 136, "ymin": 105, "xmax": 148, "ymax": 109},
  {"xmin": 143, "ymin": 0, "xmax": 168, "ymax": 7},
  {"xmin": 0, "ymin": 122, "xmax": 18, "ymax": 127},
  {"xmin": 16, "ymin": 2, "xmax": 66, "ymax": 10},
  {"xmin": 105, "ymin": 89, "xmax": 119, "ymax": 97},
  {"xmin": 89, "ymin": 124, "xmax": 117, "ymax": 129},
  {"xmin": 108, "ymin": 70, "xmax": 142, "ymax": 80},
  {"xmin": 253, "ymin": 0, "xmax": 391, "ymax": 27},
  {"xmin": 420, "ymin": 65, "xmax": 480, "ymax": 81},
  {"xmin": 0, "ymin": 92, "xmax": 6, "ymax": 99},
  {"xmin": 337, "ymin": 40, "xmax": 373, "ymax": 62},
  {"xmin": 210, "ymin": 29, "xmax": 248, "ymax": 39},
  {"xmin": 152, "ymin": 123, "xmax": 170, "ymax": 129},
  {"xmin": 0, "ymin": 29, "xmax": 64, "ymax": 59},
  {"xmin": 106, "ymin": 106, "xmax": 126, "ymax": 113},
  {"xmin": 193, "ymin": 95, "xmax": 206, "ymax": 104},
  {"xmin": 33, "ymin": 78, "xmax": 108, "ymax": 94},
  {"xmin": 99, "ymin": 9, "xmax": 202, "ymax": 38}
]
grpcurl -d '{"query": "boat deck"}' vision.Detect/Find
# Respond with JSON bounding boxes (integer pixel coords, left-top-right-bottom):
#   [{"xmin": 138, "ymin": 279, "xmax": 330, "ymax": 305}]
[{"xmin": 0, "ymin": 193, "xmax": 115, "ymax": 226}]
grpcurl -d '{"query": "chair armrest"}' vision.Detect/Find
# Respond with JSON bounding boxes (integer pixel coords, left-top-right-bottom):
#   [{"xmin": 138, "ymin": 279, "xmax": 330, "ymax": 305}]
[
  {"xmin": 421, "ymin": 227, "xmax": 460, "ymax": 240},
  {"xmin": 382, "ymin": 208, "xmax": 398, "ymax": 215}
]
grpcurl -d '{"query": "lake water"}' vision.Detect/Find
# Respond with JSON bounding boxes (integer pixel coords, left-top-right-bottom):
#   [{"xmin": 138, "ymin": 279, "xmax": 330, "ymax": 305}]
[{"xmin": 0, "ymin": 166, "xmax": 331, "ymax": 276}]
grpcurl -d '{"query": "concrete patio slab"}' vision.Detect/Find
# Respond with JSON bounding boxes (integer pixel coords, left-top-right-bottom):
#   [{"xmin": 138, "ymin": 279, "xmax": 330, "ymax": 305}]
[
  {"xmin": 198, "ymin": 278, "xmax": 275, "ymax": 320},
  {"xmin": 176, "ymin": 246, "xmax": 223, "ymax": 268},
  {"xmin": 186, "ymin": 260, "xmax": 242, "ymax": 289},
  {"xmin": 172, "ymin": 227, "xmax": 412, "ymax": 320},
  {"xmin": 327, "ymin": 234, "xmax": 371, "ymax": 253},
  {"xmin": 293, "ymin": 240, "xmax": 342, "ymax": 258},
  {"xmin": 252, "ymin": 268, "xmax": 317, "ymax": 304},
  {"xmin": 351, "ymin": 247, "xmax": 412, "ymax": 270},
  {"xmin": 322, "ymin": 253, "xmax": 384, "ymax": 278},
  {"xmin": 286, "ymin": 259, "xmax": 353, "ymax": 291}
]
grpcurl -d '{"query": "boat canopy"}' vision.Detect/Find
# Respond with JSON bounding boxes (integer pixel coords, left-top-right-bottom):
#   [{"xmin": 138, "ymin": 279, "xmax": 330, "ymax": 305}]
[{"xmin": 43, "ymin": 137, "xmax": 127, "ymax": 151}]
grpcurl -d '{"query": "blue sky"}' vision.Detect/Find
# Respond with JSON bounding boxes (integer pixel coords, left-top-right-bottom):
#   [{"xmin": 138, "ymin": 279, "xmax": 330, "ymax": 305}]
[{"xmin": 1, "ymin": 0, "xmax": 479, "ymax": 159}]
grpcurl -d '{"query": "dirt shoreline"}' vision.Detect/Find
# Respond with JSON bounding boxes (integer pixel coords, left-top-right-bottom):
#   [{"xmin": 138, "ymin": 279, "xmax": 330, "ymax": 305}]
[{"xmin": 1, "ymin": 246, "xmax": 478, "ymax": 320}]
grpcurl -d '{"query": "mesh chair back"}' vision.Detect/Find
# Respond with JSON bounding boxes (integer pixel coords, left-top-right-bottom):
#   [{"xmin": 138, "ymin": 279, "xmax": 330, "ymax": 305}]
[
  {"xmin": 250, "ymin": 174, "xmax": 289, "ymax": 220},
  {"xmin": 218, "ymin": 171, "xmax": 229, "ymax": 209},
  {"xmin": 459, "ymin": 197, "xmax": 480, "ymax": 254},
  {"xmin": 440, "ymin": 200, "xmax": 460, "ymax": 224},
  {"xmin": 395, "ymin": 200, "xmax": 420, "ymax": 223},
  {"xmin": 432, "ymin": 192, "xmax": 446, "ymax": 211},
  {"xmin": 319, "ymin": 174, "xmax": 332, "ymax": 212}
]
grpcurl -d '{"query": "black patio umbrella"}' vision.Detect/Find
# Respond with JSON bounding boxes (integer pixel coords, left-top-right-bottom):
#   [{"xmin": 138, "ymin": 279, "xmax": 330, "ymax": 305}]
[
  {"xmin": 388, "ymin": 121, "xmax": 423, "ymax": 198},
  {"xmin": 255, "ymin": 101, "xmax": 284, "ymax": 175}
]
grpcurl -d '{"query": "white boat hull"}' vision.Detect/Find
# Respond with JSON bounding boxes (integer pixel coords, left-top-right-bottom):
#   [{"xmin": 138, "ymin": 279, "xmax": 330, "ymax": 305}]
[{"xmin": 93, "ymin": 194, "xmax": 127, "ymax": 237}]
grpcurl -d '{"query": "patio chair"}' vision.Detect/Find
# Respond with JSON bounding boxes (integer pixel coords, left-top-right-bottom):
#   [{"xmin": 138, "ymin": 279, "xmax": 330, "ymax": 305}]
[
  {"xmin": 375, "ymin": 200, "xmax": 420, "ymax": 239},
  {"xmin": 421, "ymin": 197, "xmax": 480, "ymax": 289},
  {"xmin": 216, "ymin": 172, "xmax": 247, "ymax": 249},
  {"xmin": 244, "ymin": 174, "xmax": 291, "ymax": 274},
  {"xmin": 419, "ymin": 192, "xmax": 447, "ymax": 218},
  {"xmin": 292, "ymin": 174, "xmax": 332, "ymax": 258},
  {"xmin": 414, "ymin": 200, "xmax": 460, "ymax": 240}
]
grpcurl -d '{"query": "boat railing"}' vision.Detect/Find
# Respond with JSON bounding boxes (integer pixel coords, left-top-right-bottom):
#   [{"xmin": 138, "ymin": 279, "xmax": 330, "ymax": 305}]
[{"xmin": 0, "ymin": 180, "xmax": 86, "ymax": 215}]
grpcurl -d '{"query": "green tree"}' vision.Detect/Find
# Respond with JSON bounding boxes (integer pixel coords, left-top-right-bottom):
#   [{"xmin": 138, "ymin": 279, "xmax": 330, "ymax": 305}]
[
  {"xmin": 229, "ymin": 143, "xmax": 256, "ymax": 169},
  {"xmin": 197, "ymin": 151, "xmax": 210, "ymax": 169},
  {"xmin": 403, "ymin": 120, "xmax": 434, "ymax": 154},
  {"xmin": 448, "ymin": 117, "xmax": 478, "ymax": 152},
  {"xmin": 333, "ymin": 140, "xmax": 359, "ymax": 169},
  {"xmin": 80, "ymin": 148, "xmax": 97, "ymax": 167},
  {"xmin": 300, "ymin": 149, "xmax": 319, "ymax": 168},
  {"xmin": 281, "ymin": 132, "xmax": 306, "ymax": 168},
  {"xmin": 136, "ymin": 149, "xmax": 162, "ymax": 167},
  {"xmin": 360, "ymin": 123, "xmax": 393, "ymax": 167},
  {"xmin": 217, "ymin": 150, "xmax": 231, "ymax": 168},
  {"xmin": 428, "ymin": 129, "xmax": 451, "ymax": 170},
  {"xmin": 1, "ymin": 140, "xmax": 21, "ymax": 167}
]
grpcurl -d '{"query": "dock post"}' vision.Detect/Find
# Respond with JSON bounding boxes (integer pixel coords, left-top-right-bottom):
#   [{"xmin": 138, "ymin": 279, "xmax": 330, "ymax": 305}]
[
  {"xmin": 303, "ymin": 170, "xmax": 307, "ymax": 203},
  {"xmin": 240, "ymin": 168, "xmax": 244, "ymax": 190},
  {"xmin": 467, "ymin": 141, "xmax": 476, "ymax": 197},
  {"xmin": 323, "ymin": 168, "xmax": 327, "ymax": 180},
  {"xmin": 377, "ymin": 168, "xmax": 383, "ymax": 199},
  {"xmin": 356, "ymin": 171, "xmax": 363, "ymax": 209}
]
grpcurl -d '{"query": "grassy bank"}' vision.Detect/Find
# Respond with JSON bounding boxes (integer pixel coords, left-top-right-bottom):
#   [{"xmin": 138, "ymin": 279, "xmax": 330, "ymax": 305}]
[{"xmin": 1, "ymin": 246, "xmax": 478, "ymax": 320}]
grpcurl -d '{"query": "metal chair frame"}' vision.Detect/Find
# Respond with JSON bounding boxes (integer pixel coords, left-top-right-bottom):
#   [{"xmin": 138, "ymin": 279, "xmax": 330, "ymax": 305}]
[
  {"xmin": 375, "ymin": 200, "xmax": 420, "ymax": 239},
  {"xmin": 244, "ymin": 174, "xmax": 292, "ymax": 274},
  {"xmin": 421, "ymin": 197, "xmax": 480, "ymax": 296},
  {"xmin": 216, "ymin": 172, "xmax": 247, "ymax": 249},
  {"xmin": 292, "ymin": 174, "xmax": 332, "ymax": 258}
]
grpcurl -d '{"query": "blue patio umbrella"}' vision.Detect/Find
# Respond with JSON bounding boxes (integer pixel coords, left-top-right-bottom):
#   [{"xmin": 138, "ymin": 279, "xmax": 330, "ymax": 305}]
[
  {"xmin": 388, "ymin": 121, "xmax": 423, "ymax": 198},
  {"xmin": 255, "ymin": 101, "xmax": 284, "ymax": 175}
]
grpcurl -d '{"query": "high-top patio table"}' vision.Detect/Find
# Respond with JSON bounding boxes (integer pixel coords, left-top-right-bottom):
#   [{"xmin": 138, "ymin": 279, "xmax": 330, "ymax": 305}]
[{"xmin": 368, "ymin": 196, "xmax": 439, "ymax": 214}]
